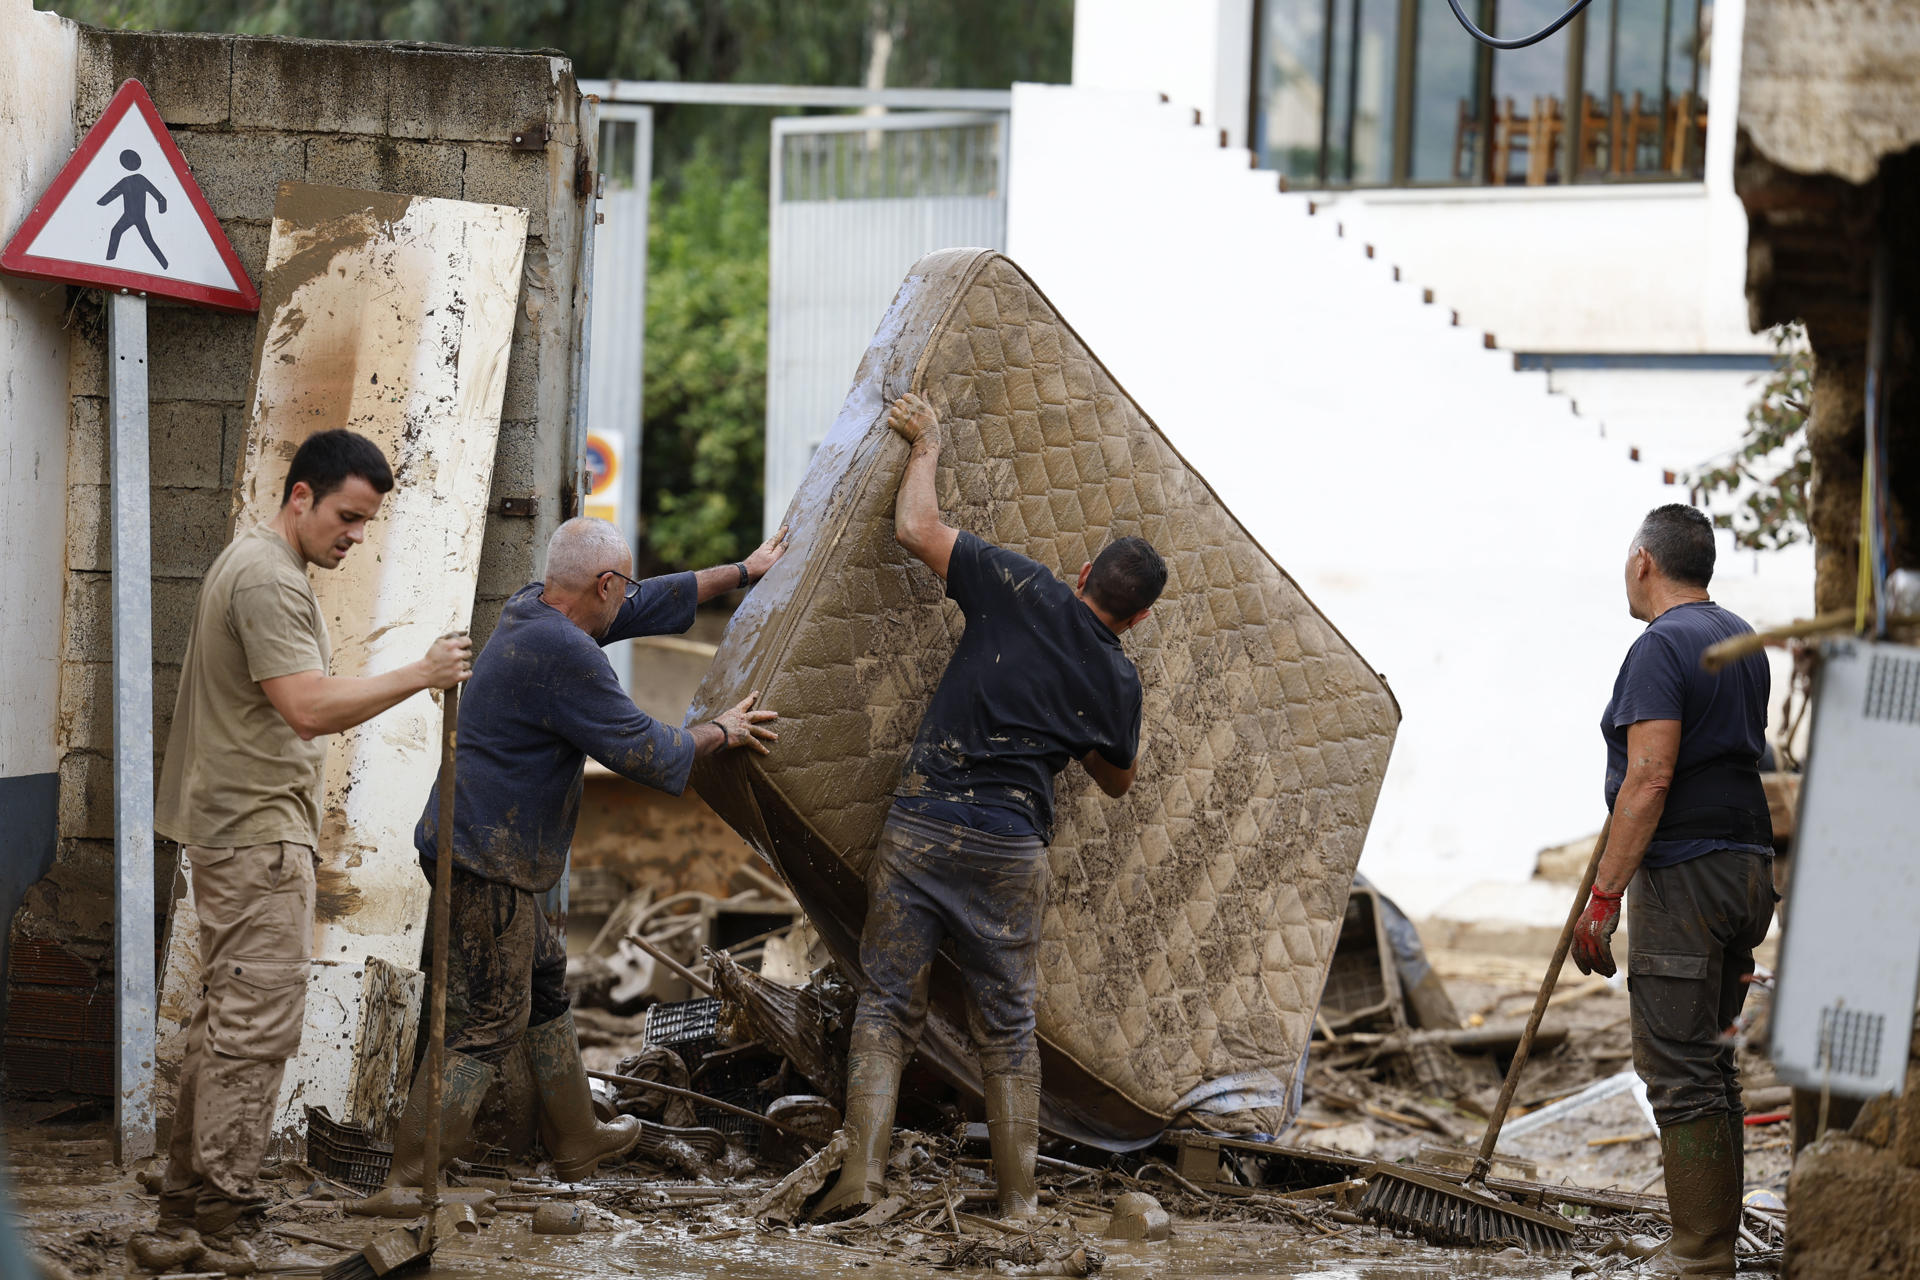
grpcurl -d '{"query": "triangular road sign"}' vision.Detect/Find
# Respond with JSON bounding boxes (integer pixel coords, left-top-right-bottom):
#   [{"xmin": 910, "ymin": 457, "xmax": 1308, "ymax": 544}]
[{"xmin": 1, "ymin": 79, "xmax": 259, "ymax": 313}]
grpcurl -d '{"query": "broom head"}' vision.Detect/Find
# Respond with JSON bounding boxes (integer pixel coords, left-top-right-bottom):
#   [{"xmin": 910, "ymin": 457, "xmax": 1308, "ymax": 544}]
[{"xmin": 1359, "ymin": 1161, "xmax": 1575, "ymax": 1253}]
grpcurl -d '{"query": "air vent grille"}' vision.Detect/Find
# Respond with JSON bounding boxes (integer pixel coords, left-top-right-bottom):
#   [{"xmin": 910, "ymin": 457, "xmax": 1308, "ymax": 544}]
[
  {"xmin": 1864, "ymin": 652, "xmax": 1920, "ymax": 724},
  {"xmin": 1817, "ymin": 1006, "xmax": 1886, "ymax": 1079}
]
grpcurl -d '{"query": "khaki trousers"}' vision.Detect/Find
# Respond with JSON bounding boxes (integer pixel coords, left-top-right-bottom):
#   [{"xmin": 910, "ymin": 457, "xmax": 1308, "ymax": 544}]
[{"xmin": 160, "ymin": 841, "xmax": 314, "ymax": 1233}]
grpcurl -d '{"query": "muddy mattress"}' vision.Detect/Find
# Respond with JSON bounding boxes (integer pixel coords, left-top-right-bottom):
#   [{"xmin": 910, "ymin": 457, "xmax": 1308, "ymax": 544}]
[{"xmin": 689, "ymin": 249, "xmax": 1399, "ymax": 1150}]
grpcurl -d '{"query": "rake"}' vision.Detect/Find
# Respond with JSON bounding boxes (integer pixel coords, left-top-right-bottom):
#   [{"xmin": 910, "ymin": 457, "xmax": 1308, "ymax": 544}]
[{"xmin": 1357, "ymin": 815, "xmax": 1614, "ymax": 1252}]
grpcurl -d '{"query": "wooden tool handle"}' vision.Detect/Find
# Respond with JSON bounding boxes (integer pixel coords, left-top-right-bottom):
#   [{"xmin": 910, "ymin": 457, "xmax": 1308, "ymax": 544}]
[
  {"xmin": 1701, "ymin": 609, "xmax": 1854, "ymax": 672},
  {"xmin": 1470, "ymin": 814, "xmax": 1612, "ymax": 1184},
  {"xmin": 583, "ymin": 1069, "xmax": 819, "ymax": 1142},
  {"xmin": 422, "ymin": 684, "xmax": 459, "ymax": 1244}
]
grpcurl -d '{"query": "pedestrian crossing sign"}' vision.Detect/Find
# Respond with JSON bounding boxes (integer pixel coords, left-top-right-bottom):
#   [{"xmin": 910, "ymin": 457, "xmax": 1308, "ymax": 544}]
[{"xmin": 1, "ymin": 78, "xmax": 259, "ymax": 313}]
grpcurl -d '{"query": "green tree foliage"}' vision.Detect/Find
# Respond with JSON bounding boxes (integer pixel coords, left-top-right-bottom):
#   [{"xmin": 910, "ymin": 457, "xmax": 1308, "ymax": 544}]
[
  {"xmin": 42, "ymin": 0, "xmax": 1073, "ymax": 569},
  {"xmin": 641, "ymin": 143, "xmax": 767, "ymax": 568},
  {"xmin": 1687, "ymin": 324, "xmax": 1812, "ymax": 551}
]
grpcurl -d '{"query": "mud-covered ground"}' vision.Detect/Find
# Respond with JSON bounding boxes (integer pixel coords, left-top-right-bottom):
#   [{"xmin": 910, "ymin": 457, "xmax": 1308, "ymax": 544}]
[
  {"xmin": 5, "ymin": 1122, "xmax": 1666, "ymax": 1280},
  {"xmin": 7, "ymin": 952, "xmax": 1790, "ymax": 1278}
]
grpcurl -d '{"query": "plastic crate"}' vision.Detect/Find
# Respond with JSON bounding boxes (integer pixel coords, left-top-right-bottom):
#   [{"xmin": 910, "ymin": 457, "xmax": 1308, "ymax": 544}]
[
  {"xmin": 1318, "ymin": 887, "xmax": 1403, "ymax": 1032},
  {"xmin": 690, "ymin": 1050, "xmax": 777, "ymax": 1143},
  {"xmin": 643, "ymin": 996, "xmax": 722, "ymax": 1068},
  {"xmin": 306, "ymin": 1105, "xmax": 511, "ymax": 1191},
  {"xmin": 305, "ymin": 1106, "xmax": 392, "ymax": 1193},
  {"xmin": 643, "ymin": 996, "xmax": 721, "ymax": 1049}
]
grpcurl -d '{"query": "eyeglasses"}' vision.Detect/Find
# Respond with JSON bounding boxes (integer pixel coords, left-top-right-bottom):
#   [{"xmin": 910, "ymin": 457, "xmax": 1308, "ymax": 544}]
[{"xmin": 599, "ymin": 568, "xmax": 642, "ymax": 601}]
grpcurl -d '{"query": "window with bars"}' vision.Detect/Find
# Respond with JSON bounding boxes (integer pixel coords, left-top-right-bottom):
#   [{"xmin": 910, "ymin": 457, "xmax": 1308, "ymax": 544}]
[{"xmin": 1252, "ymin": 0, "xmax": 1711, "ymax": 187}]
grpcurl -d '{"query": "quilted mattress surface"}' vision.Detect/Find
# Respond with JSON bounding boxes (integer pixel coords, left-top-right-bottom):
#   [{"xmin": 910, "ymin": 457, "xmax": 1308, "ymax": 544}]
[{"xmin": 690, "ymin": 249, "xmax": 1399, "ymax": 1148}]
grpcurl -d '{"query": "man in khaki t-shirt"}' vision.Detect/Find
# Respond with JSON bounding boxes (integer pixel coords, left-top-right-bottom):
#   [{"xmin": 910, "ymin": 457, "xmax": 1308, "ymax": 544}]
[
  {"xmin": 140, "ymin": 429, "xmax": 469, "ymax": 1270},
  {"xmin": 155, "ymin": 520, "xmax": 331, "ymax": 849}
]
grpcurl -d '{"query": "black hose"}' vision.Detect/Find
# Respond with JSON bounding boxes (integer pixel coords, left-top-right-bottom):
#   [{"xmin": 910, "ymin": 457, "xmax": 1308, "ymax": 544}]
[{"xmin": 1443, "ymin": 0, "xmax": 1598, "ymax": 50}]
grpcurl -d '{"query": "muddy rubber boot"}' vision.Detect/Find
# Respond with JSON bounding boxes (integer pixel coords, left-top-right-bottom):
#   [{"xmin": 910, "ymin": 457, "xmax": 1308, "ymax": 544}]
[
  {"xmin": 984, "ymin": 1070, "xmax": 1041, "ymax": 1221},
  {"xmin": 1649, "ymin": 1114, "xmax": 1740, "ymax": 1276},
  {"xmin": 127, "ymin": 1225, "xmax": 202, "ymax": 1272},
  {"xmin": 352, "ymin": 1050, "xmax": 494, "ymax": 1214},
  {"xmin": 526, "ymin": 1010, "xmax": 641, "ymax": 1180},
  {"xmin": 191, "ymin": 1228, "xmax": 261, "ymax": 1277},
  {"xmin": 814, "ymin": 1028, "xmax": 905, "ymax": 1219},
  {"xmin": 1727, "ymin": 1109, "xmax": 1746, "ymax": 1198},
  {"xmin": 388, "ymin": 1050, "xmax": 495, "ymax": 1184}
]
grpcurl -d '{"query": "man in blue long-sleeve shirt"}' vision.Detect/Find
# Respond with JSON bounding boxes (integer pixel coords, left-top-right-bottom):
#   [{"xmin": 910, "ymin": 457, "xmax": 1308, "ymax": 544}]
[{"xmin": 374, "ymin": 517, "xmax": 785, "ymax": 1195}]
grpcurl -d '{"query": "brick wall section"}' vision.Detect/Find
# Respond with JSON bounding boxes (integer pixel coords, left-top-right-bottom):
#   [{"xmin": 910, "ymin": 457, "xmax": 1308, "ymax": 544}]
[{"xmin": 5, "ymin": 30, "xmax": 592, "ymax": 1100}]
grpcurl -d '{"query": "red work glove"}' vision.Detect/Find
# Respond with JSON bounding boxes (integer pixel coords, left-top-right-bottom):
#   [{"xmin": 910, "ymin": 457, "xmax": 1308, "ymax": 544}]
[{"xmin": 1570, "ymin": 887, "xmax": 1624, "ymax": 978}]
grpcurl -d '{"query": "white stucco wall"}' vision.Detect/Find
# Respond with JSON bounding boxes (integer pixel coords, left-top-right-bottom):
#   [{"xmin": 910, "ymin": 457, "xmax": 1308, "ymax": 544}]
[
  {"xmin": 1073, "ymin": 0, "xmax": 1254, "ymax": 148},
  {"xmin": 1317, "ymin": 183, "xmax": 1765, "ymax": 354},
  {"xmin": 1007, "ymin": 82, "xmax": 1809, "ymax": 916},
  {"xmin": 0, "ymin": 0, "xmax": 78, "ymax": 784}
]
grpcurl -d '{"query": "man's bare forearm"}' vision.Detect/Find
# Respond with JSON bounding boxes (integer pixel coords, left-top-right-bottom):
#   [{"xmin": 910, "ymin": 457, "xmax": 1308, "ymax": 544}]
[
  {"xmin": 265, "ymin": 665, "xmax": 430, "ymax": 740},
  {"xmin": 695, "ymin": 564, "xmax": 746, "ymax": 603},
  {"xmin": 1596, "ymin": 771, "xmax": 1667, "ymax": 893},
  {"xmin": 896, "ymin": 439, "xmax": 944, "ymax": 539}
]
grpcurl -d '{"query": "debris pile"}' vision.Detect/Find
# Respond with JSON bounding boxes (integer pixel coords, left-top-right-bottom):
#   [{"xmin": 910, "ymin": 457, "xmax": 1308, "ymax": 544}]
[{"xmin": 16, "ymin": 863, "xmax": 1796, "ymax": 1277}]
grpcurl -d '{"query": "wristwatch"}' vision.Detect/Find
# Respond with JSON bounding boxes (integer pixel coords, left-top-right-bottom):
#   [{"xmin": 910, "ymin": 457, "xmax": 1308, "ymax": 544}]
[{"xmin": 734, "ymin": 561, "xmax": 749, "ymax": 589}]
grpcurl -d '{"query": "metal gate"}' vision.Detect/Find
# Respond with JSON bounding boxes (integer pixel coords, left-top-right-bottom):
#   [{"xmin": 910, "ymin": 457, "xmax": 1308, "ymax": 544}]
[{"xmin": 764, "ymin": 110, "xmax": 1008, "ymax": 531}]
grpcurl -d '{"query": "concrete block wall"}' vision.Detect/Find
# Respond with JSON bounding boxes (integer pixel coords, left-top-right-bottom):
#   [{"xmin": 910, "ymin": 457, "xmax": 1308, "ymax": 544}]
[{"xmin": 6, "ymin": 28, "xmax": 593, "ymax": 1101}]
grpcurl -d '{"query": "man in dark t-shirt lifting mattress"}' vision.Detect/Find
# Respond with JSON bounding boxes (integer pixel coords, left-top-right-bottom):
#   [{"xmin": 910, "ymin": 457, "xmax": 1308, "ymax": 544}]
[
  {"xmin": 816, "ymin": 392, "xmax": 1167, "ymax": 1222},
  {"xmin": 1571, "ymin": 503, "xmax": 1774, "ymax": 1278}
]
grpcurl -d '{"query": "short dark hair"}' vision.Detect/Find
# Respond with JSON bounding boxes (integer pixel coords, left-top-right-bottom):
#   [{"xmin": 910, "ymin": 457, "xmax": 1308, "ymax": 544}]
[
  {"xmin": 282, "ymin": 429, "xmax": 394, "ymax": 507},
  {"xmin": 1085, "ymin": 536, "xmax": 1167, "ymax": 619},
  {"xmin": 1637, "ymin": 503, "xmax": 1715, "ymax": 588}
]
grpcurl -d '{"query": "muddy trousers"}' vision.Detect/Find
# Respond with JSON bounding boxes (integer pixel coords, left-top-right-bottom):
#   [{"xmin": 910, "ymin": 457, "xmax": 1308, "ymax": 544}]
[
  {"xmin": 1628, "ymin": 849, "xmax": 1776, "ymax": 1129},
  {"xmin": 160, "ymin": 842, "xmax": 316, "ymax": 1235},
  {"xmin": 851, "ymin": 810, "xmax": 1049, "ymax": 1081},
  {"xmin": 425, "ymin": 859, "xmax": 570, "ymax": 1068}
]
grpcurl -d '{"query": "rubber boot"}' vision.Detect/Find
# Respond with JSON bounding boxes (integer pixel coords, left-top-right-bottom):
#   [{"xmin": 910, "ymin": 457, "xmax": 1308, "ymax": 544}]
[
  {"xmin": 349, "ymin": 1051, "xmax": 494, "ymax": 1215},
  {"xmin": 984, "ymin": 1070, "xmax": 1041, "ymax": 1221},
  {"xmin": 1728, "ymin": 1109, "xmax": 1746, "ymax": 1199},
  {"xmin": 1649, "ymin": 1114, "xmax": 1740, "ymax": 1276},
  {"xmin": 526, "ymin": 1010, "xmax": 641, "ymax": 1180},
  {"xmin": 814, "ymin": 1026, "xmax": 905, "ymax": 1218},
  {"xmin": 127, "ymin": 1225, "xmax": 202, "ymax": 1273}
]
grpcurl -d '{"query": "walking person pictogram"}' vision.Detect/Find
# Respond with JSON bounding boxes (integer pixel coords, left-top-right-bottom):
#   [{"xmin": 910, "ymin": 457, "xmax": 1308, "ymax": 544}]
[{"xmin": 99, "ymin": 149, "xmax": 167, "ymax": 270}]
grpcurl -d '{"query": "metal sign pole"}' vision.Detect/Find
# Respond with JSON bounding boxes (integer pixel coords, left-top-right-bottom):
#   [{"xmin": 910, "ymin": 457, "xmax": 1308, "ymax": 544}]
[{"xmin": 108, "ymin": 289, "xmax": 157, "ymax": 1164}]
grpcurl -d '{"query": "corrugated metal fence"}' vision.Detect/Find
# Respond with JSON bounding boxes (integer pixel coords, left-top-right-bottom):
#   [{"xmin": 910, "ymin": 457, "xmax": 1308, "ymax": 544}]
[{"xmin": 764, "ymin": 111, "xmax": 1008, "ymax": 533}]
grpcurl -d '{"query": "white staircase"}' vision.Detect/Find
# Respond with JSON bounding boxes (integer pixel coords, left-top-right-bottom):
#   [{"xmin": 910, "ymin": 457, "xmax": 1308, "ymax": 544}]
[{"xmin": 1007, "ymin": 84, "xmax": 1681, "ymax": 914}]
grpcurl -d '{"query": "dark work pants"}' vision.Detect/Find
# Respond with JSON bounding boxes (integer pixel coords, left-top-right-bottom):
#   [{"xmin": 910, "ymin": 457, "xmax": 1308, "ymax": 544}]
[
  {"xmin": 1628, "ymin": 849, "xmax": 1776, "ymax": 1128},
  {"xmin": 424, "ymin": 860, "xmax": 570, "ymax": 1067},
  {"xmin": 853, "ymin": 809, "xmax": 1049, "ymax": 1079}
]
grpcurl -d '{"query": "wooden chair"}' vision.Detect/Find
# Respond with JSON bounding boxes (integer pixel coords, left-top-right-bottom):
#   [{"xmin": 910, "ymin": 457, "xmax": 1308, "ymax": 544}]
[
  {"xmin": 1490, "ymin": 97, "xmax": 1530, "ymax": 185},
  {"xmin": 1618, "ymin": 90, "xmax": 1663, "ymax": 175},
  {"xmin": 1666, "ymin": 90, "xmax": 1709, "ymax": 174},
  {"xmin": 1577, "ymin": 92, "xmax": 1613, "ymax": 175},
  {"xmin": 1526, "ymin": 95, "xmax": 1564, "ymax": 185}
]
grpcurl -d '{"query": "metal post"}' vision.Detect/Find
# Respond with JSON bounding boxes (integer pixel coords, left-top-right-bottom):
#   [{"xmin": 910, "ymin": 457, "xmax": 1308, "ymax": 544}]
[
  {"xmin": 108, "ymin": 290, "xmax": 156, "ymax": 1165},
  {"xmin": 1561, "ymin": 9, "xmax": 1586, "ymax": 185},
  {"xmin": 1390, "ymin": 0, "xmax": 1419, "ymax": 186}
]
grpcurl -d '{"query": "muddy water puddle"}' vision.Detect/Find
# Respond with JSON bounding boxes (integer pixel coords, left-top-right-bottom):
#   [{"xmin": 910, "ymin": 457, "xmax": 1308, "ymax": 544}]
[{"xmin": 413, "ymin": 1218, "xmax": 1581, "ymax": 1279}]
